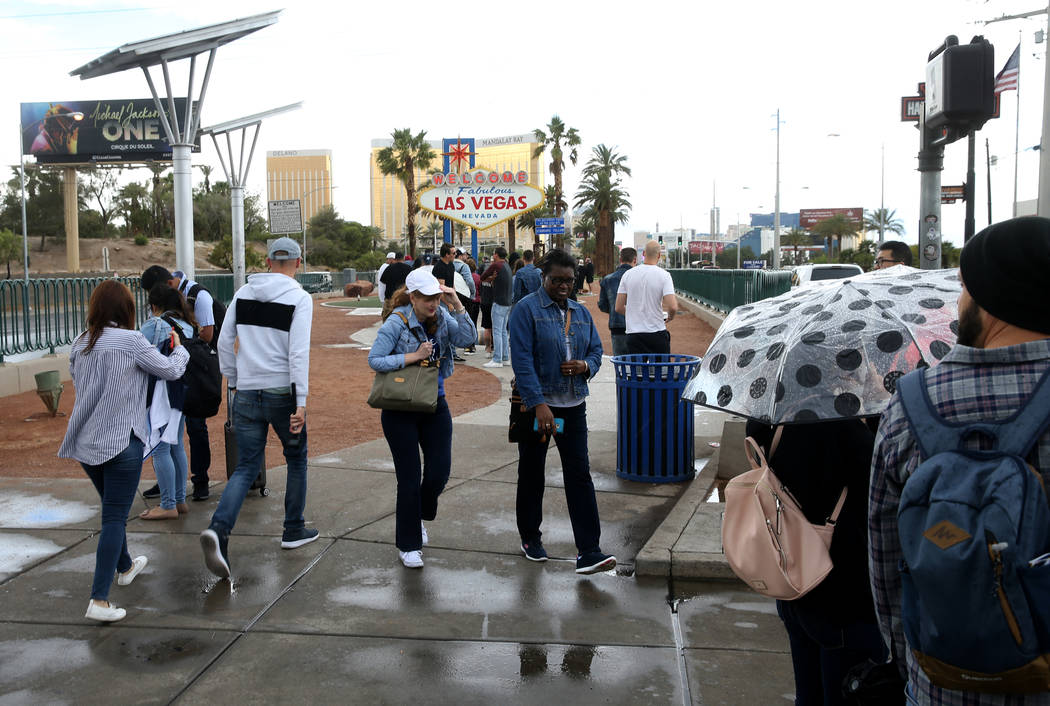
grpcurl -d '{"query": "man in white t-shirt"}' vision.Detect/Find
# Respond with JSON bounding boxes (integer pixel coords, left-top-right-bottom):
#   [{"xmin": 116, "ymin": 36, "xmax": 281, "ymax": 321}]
[
  {"xmin": 376, "ymin": 252, "xmax": 395, "ymax": 301},
  {"xmin": 615, "ymin": 240, "xmax": 677, "ymax": 355}
]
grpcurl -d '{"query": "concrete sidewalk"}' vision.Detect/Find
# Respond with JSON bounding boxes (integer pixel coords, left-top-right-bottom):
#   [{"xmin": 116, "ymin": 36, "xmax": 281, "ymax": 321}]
[{"xmin": 0, "ymin": 311, "xmax": 791, "ymax": 705}]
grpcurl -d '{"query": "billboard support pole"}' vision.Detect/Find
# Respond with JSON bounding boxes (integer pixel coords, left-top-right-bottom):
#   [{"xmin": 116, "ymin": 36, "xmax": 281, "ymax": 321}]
[
  {"xmin": 63, "ymin": 167, "xmax": 80, "ymax": 273},
  {"xmin": 917, "ymin": 107, "xmax": 944, "ymax": 269}
]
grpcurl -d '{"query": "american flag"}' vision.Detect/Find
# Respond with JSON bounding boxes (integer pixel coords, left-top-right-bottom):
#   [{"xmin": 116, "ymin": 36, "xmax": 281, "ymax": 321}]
[{"xmin": 994, "ymin": 43, "xmax": 1019, "ymax": 93}]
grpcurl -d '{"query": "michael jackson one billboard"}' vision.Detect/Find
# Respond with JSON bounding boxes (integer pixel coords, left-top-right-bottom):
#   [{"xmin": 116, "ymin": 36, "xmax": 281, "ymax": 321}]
[{"xmin": 20, "ymin": 99, "xmax": 201, "ymax": 164}]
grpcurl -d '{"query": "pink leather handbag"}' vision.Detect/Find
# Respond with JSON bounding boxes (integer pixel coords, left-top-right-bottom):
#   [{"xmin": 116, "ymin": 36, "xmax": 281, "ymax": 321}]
[{"xmin": 721, "ymin": 428, "xmax": 847, "ymax": 600}]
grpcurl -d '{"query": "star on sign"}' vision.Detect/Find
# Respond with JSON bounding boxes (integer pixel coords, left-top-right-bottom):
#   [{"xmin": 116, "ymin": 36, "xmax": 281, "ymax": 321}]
[{"xmin": 442, "ymin": 139, "xmax": 474, "ymax": 172}]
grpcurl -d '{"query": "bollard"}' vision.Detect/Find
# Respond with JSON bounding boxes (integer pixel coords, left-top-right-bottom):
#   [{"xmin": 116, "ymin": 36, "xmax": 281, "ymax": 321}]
[{"xmin": 33, "ymin": 370, "xmax": 63, "ymax": 417}]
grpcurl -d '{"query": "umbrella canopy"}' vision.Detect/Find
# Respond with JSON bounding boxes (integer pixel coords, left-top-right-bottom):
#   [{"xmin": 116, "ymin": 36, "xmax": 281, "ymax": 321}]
[{"xmin": 682, "ymin": 267, "xmax": 961, "ymax": 424}]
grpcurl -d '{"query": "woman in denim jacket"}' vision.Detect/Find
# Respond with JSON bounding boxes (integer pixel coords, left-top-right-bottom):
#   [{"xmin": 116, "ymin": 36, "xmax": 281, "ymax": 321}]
[
  {"xmin": 139, "ymin": 283, "xmax": 196, "ymax": 520},
  {"xmin": 508, "ymin": 249, "xmax": 616, "ymax": 575},
  {"xmin": 368, "ymin": 269, "xmax": 477, "ymax": 568}
]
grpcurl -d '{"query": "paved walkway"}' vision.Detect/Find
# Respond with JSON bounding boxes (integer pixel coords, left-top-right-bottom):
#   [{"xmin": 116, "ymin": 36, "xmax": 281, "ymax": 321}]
[{"xmin": 0, "ymin": 314, "xmax": 793, "ymax": 705}]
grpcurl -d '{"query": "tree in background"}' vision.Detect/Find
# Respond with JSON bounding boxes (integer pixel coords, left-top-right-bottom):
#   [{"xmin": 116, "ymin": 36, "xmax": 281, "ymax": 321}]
[
  {"xmin": 79, "ymin": 167, "xmax": 118, "ymax": 236},
  {"xmin": 0, "ymin": 228, "xmax": 19, "ymax": 278},
  {"xmin": 421, "ymin": 219, "xmax": 443, "ymax": 252},
  {"xmin": 717, "ymin": 245, "xmax": 756, "ymax": 269},
  {"xmin": 574, "ymin": 145, "xmax": 631, "ymax": 276},
  {"xmin": 781, "ymin": 228, "xmax": 811, "ymax": 266},
  {"xmin": 376, "ymin": 128, "xmax": 435, "ymax": 259},
  {"xmin": 863, "ymin": 208, "xmax": 905, "ymax": 242},
  {"xmin": 533, "ymin": 116, "xmax": 580, "ymax": 248},
  {"xmin": 208, "ymin": 236, "xmax": 265, "ymax": 270},
  {"xmin": 810, "ymin": 214, "xmax": 859, "ymax": 260}
]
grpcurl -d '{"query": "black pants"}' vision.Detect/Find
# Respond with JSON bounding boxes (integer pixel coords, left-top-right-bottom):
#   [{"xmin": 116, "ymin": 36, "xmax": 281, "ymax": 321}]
[
  {"xmin": 626, "ymin": 330, "xmax": 670, "ymax": 356},
  {"xmin": 185, "ymin": 416, "xmax": 210, "ymax": 487},
  {"xmin": 516, "ymin": 402, "xmax": 601, "ymax": 554}
]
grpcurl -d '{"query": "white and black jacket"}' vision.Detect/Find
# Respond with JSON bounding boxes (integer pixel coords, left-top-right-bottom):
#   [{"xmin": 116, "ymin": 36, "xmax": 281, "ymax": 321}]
[{"xmin": 218, "ymin": 272, "xmax": 313, "ymax": 407}]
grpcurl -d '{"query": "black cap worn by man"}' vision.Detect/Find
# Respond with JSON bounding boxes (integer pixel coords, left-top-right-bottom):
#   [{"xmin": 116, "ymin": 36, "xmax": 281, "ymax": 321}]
[{"xmin": 960, "ymin": 216, "xmax": 1050, "ymax": 335}]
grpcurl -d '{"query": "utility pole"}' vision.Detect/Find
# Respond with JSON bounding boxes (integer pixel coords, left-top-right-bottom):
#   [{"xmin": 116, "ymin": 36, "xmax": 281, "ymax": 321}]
[
  {"xmin": 773, "ymin": 109, "xmax": 782, "ymax": 268},
  {"xmin": 965, "ymin": 131, "xmax": 977, "ymax": 241}
]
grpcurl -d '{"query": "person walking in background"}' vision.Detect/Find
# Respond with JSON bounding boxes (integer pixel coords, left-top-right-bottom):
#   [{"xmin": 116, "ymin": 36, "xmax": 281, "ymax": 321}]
[
  {"xmin": 201, "ymin": 238, "xmax": 315, "ymax": 580},
  {"xmin": 138, "ymin": 283, "xmax": 198, "ymax": 520},
  {"xmin": 748, "ymin": 419, "xmax": 886, "ymax": 705},
  {"xmin": 140, "ymin": 265, "xmax": 219, "ymax": 502},
  {"xmin": 509, "ymin": 249, "xmax": 615, "ymax": 575},
  {"xmin": 512, "ymin": 250, "xmax": 542, "ymax": 305},
  {"xmin": 598, "ymin": 247, "xmax": 636, "ymax": 357},
  {"xmin": 870, "ymin": 217, "xmax": 1050, "ymax": 704},
  {"xmin": 874, "ymin": 241, "xmax": 913, "ymax": 269},
  {"xmin": 432, "ymin": 243, "xmax": 467, "ymax": 362},
  {"xmin": 376, "ymin": 252, "xmax": 396, "ymax": 302},
  {"xmin": 368, "ymin": 270, "xmax": 477, "ymax": 568},
  {"xmin": 483, "ymin": 247, "xmax": 513, "ymax": 368},
  {"xmin": 615, "ymin": 240, "xmax": 677, "ymax": 356},
  {"xmin": 59, "ymin": 280, "xmax": 189, "ymax": 622},
  {"xmin": 583, "ymin": 257, "xmax": 595, "ymax": 294},
  {"xmin": 455, "ymin": 249, "xmax": 478, "ymax": 353},
  {"xmin": 380, "ymin": 252, "xmax": 412, "ymax": 320}
]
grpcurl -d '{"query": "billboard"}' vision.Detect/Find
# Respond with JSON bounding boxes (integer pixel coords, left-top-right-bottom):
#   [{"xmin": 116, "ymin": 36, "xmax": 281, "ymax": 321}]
[
  {"xmin": 20, "ymin": 99, "xmax": 201, "ymax": 164},
  {"xmin": 418, "ymin": 168, "xmax": 544, "ymax": 231},
  {"xmin": 799, "ymin": 207, "xmax": 863, "ymax": 230}
]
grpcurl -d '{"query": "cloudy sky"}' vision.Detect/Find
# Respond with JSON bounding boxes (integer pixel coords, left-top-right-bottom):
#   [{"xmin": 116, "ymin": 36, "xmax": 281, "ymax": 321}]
[{"xmin": 3, "ymin": 0, "xmax": 1046, "ymax": 247}]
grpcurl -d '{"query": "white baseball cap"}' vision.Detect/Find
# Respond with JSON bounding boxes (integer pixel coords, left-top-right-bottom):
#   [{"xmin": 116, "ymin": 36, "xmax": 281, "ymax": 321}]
[
  {"xmin": 385, "ymin": 252, "xmax": 396, "ymax": 259},
  {"xmin": 405, "ymin": 269, "xmax": 443, "ymax": 296}
]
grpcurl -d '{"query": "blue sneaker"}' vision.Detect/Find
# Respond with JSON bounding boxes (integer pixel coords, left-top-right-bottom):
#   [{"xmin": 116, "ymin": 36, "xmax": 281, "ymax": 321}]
[
  {"xmin": 200, "ymin": 527, "xmax": 231, "ymax": 579},
  {"xmin": 281, "ymin": 527, "xmax": 319, "ymax": 549},
  {"xmin": 575, "ymin": 551, "xmax": 616, "ymax": 575},
  {"xmin": 521, "ymin": 540, "xmax": 548, "ymax": 562}
]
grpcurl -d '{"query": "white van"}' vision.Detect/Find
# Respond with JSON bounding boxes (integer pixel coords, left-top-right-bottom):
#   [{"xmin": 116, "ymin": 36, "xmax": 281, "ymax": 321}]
[{"xmin": 791, "ymin": 263, "xmax": 864, "ymax": 287}]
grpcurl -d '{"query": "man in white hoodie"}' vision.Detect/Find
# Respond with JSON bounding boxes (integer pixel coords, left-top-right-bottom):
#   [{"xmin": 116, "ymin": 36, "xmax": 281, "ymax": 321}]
[{"xmin": 200, "ymin": 237, "xmax": 315, "ymax": 579}]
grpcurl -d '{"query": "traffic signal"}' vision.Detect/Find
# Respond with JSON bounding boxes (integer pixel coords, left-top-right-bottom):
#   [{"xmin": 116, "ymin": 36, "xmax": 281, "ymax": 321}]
[{"xmin": 925, "ymin": 35, "xmax": 995, "ymax": 135}]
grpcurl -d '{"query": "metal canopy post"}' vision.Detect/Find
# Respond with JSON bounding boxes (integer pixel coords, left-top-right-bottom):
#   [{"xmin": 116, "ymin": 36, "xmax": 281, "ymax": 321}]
[
  {"xmin": 70, "ymin": 10, "xmax": 282, "ymax": 280},
  {"xmin": 201, "ymin": 102, "xmax": 302, "ymax": 290}
]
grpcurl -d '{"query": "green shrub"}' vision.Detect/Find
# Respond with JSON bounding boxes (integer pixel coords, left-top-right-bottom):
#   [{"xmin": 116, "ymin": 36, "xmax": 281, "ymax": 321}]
[{"xmin": 134, "ymin": 234, "xmax": 149, "ymax": 246}]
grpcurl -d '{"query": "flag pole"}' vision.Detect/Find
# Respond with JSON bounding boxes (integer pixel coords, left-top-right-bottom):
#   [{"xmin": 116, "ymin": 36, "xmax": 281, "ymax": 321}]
[{"xmin": 1013, "ymin": 30, "xmax": 1021, "ymax": 218}]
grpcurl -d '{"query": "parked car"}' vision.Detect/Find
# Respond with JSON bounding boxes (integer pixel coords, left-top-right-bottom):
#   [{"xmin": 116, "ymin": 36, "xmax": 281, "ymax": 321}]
[{"xmin": 791, "ymin": 263, "xmax": 863, "ymax": 287}]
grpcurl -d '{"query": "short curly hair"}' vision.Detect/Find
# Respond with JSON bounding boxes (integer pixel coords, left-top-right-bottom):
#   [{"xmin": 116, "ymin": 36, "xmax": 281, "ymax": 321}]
[{"xmin": 539, "ymin": 248, "xmax": 576, "ymax": 275}]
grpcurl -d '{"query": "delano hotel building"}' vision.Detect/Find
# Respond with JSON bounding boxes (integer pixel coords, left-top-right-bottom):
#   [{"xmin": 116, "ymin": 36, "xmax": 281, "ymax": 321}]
[
  {"xmin": 266, "ymin": 149, "xmax": 334, "ymax": 229},
  {"xmin": 369, "ymin": 133, "xmax": 545, "ymax": 245}
]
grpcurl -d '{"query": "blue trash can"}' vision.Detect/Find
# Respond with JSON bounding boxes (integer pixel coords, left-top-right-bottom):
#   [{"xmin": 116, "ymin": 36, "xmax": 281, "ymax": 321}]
[{"xmin": 612, "ymin": 354, "xmax": 701, "ymax": 483}]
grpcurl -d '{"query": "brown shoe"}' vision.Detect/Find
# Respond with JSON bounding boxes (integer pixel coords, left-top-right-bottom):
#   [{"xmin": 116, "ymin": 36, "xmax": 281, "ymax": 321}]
[
  {"xmin": 139, "ymin": 507, "xmax": 178, "ymax": 520},
  {"xmin": 176, "ymin": 503, "xmax": 189, "ymax": 515}
]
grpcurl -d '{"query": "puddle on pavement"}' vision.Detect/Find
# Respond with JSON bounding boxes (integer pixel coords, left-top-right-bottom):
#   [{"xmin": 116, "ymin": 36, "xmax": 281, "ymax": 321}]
[
  {"xmin": 0, "ymin": 492, "xmax": 96, "ymax": 528},
  {"xmin": 670, "ymin": 580, "xmax": 778, "ymax": 616},
  {"xmin": 518, "ymin": 644, "xmax": 599, "ymax": 680},
  {"xmin": 0, "ymin": 535, "xmax": 66, "ymax": 575},
  {"xmin": 117, "ymin": 634, "xmax": 210, "ymax": 665}
]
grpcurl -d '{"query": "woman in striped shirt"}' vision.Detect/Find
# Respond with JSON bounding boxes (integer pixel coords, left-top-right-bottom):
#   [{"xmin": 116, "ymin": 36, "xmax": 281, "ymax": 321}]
[{"xmin": 58, "ymin": 280, "xmax": 189, "ymax": 623}]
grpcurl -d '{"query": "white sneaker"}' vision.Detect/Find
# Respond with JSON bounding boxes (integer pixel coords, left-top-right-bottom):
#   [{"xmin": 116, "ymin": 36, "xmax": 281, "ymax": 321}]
[
  {"xmin": 85, "ymin": 600, "xmax": 126, "ymax": 622},
  {"xmin": 399, "ymin": 550, "xmax": 424, "ymax": 568},
  {"xmin": 116, "ymin": 555, "xmax": 148, "ymax": 586},
  {"xmin": 482, "ymin": 360, "xmax": 503, "ymax": 368},
  {"xmin": 421, "ymin": 522, "xmax": 429, "ymax": 546}
]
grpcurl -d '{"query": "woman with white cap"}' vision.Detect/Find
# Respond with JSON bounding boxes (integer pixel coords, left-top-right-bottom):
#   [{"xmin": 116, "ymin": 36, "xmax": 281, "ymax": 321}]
[{"xmin": 368, "ymin": 269, "xmax": 477, "ymax": 568}]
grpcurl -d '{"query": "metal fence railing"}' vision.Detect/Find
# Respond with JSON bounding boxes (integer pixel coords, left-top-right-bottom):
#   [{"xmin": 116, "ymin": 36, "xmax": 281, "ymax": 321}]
[
  {"xmin": 1, "ymin": 270, "xmax": 379, "ymax": 361},
  {"xmin": 669, "ymin": 269, "xmax": 793, "ymax": 314}
]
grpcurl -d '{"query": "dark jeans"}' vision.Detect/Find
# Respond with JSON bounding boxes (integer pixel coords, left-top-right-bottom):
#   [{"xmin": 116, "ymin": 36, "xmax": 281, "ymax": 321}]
[
  {"xmin": 381, "ymin": 396, "xmax": 453, "ymax": 551},
  {"xmin": 516, "ymin": 402, "xmax": 601, "ymax": 554},
  {"xmin": 776, "ymin": 600, "xmax": 887, "ymax": 706},
  {"xmin": 186, "ymin": 415, "xmax": 210, "ymax": 487},
  {"xmin": 210, "ymin": 390, "xmax": 308, "ymax": 535},
  {"xmin": 610, "ymin": 329, "xmax": 629, "ymax": 358},
  {"xmin": 82, "ymin": 437, "xmax": 143, "ymax": 601},
  {"xmin": 626, "ymin": 330, "xmax": 670, "ymax": 356}
]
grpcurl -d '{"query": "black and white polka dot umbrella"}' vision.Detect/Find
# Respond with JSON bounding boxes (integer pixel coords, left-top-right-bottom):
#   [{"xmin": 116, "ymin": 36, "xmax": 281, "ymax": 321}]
[{"xmin": 682, "ymin": 266, "xmax": 960, "ymax": 424}]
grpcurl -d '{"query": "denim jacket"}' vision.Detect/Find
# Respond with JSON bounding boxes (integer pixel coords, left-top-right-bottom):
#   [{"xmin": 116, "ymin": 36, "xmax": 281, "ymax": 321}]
[
  {"xmin": 140, "ymin": 313, "xmax": 194, "ymax": 351},
  {"xmin": 512, "ymin": 263, "xmax": 542, "ymax": 304},
  {"xmin": 508, "ymin": 287, "xmax": 603, "ymax": 409},
  {"xmin": 368, "ymin": 304, "xmax": 477, "ymax": 379},
  {"xmin": 598, "ymin": 263, "xmax": 631, "ymax": 331}
]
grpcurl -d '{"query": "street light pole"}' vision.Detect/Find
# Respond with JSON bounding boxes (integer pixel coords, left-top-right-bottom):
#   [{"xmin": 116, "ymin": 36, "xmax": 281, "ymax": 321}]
[{"xmin": 773, "ymin": 109, "xmax": 783, "ymax": 269}]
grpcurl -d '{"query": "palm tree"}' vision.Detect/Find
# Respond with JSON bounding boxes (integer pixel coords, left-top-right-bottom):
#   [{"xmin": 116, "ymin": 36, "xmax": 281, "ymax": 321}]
[
  {"xmin": 533, "ymin": 116, "xmax": 581, "ymax": 246},
  {"xmin": 582, "ymin": 144, "xmax": 631, "ymax": 181},
  {"xmin": 421, "ymin": 219, "xmax": 443, "ymax": 253},
  {"xmin": 574, "ymin": 170, "xmax": 631, "ymax": 276},
  {"xmin": 376, "ymin": 128, "xmax": 436, "ymax": 258},
  {"xmin": 811, "ymin": 214, "xmax": 859, "ymax": 260},
  {"xmin": 862, "ymin": 208, "xmax": 905, "ymax": 242},
  {"xmin": 782, "ymin": 228, "xmax": 811, "ymax": 265},
  {"xmin": 574, "ymin": 211, "xmax": 596, "ymax": 244}
]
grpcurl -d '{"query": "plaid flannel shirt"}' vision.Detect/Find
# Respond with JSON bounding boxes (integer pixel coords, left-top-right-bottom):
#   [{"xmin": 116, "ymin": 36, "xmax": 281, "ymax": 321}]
[{"xmin": 870, "ymin": 339, "xmax": 1050, "ymax": 705}]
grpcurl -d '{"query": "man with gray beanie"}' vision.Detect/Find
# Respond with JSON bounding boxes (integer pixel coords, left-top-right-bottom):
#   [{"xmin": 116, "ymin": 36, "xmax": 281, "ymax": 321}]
[{"xmin": 869, "ymin": 216, "xmax": 1050, "ymax": 704}]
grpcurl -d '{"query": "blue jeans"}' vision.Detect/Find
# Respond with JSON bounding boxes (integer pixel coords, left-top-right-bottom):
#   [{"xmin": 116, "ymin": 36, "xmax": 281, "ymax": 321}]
[
  {"xmin": 776, "ymin": 600, "xmax": 887, "ymax": 706},
  {"xmin": 81, "ymin": 437, "xmax": 144, "ymax": 601},
  {"xmin": 381, "ymin": 396, "xmax": 453, "ymax": 551},
  {"xmin": 150, "ymin": 416, "xmax": 187, "ymax": 509},
  {"xmin": 185, "ymin": 415, "xmax": 210, "ymax": 487},
  {"xmin": 491, "ymin": 303, "xmax": 510, "ymax": 363},
  {"xmin": 210, "ymin": 390, "xmax": 308, "ymax": 535},
  {"xmin": 516, "ymin": 402, "xmax": 602, "ymax": 554}
]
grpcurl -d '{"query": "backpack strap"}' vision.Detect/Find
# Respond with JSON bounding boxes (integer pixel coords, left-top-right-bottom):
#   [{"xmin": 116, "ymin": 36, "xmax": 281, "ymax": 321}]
[
  {"xmin": 160, "ymin": 315, "xmax": 189, "ymax": 344},
  {"xmin": 898, "ymin": 365, "xmax": 1050, "ymax": 459},
  {"xmin": 186, "ymin": 283, "xmax": 201, "ymax": 304}
]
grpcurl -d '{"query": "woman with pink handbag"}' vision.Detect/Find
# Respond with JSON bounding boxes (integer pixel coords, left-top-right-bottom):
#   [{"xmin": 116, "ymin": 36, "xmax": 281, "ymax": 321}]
[{"xmin": 744, "ymin": 418, "xmax": 889, "ymax": 706}]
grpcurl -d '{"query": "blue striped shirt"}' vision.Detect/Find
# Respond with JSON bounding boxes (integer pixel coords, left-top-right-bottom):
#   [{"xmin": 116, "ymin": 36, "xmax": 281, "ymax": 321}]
[{"xmin": 58, "ymin": 326, "xmax": 189, "ymax": 466}]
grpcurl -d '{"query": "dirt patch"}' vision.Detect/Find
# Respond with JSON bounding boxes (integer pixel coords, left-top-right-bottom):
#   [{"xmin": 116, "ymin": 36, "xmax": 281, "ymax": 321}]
[{"xmin": 0, "ymin": 292, "xmax": 716, "ymax": 479}]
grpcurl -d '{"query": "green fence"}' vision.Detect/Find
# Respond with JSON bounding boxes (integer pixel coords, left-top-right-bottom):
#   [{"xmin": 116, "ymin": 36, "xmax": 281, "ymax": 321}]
[{"xmin": 669, "ymin": 269, "xmax": 793, "ymax": 314}]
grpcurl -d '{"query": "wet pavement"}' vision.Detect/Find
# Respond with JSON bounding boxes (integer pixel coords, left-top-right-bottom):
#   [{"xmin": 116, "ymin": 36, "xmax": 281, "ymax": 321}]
[{"xmin": 0, "ymin": 341, "xmax": 793, "ymax": 703}]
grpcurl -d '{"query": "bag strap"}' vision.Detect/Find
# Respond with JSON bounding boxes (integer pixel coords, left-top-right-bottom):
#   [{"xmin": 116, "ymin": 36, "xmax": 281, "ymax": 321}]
[
  {"xmin": 563, "ymin": 307, "xmax": 572, "ymax": 337},
  {"xmin": 394, "ymin": 311, "xmax": 424, "ymax": 343},
  {"xmin": 827, "ymin": 487, "xmax": 848, "ymax": 525},
  {"xmin": 768, "ymin": 426, "xmax": 784, "ymax": 460},
  {"xmin": 161, "ymin": 315, "xmax": 189, "ymax": 344}
]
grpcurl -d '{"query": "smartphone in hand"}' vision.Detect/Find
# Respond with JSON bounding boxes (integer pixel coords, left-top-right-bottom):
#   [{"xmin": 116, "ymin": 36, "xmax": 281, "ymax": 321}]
[{"xmin": 533, "ymin": 418, "xmax": 565, "ymax": 433}]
